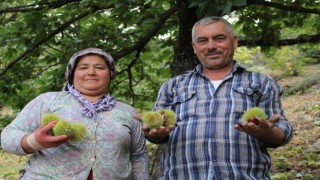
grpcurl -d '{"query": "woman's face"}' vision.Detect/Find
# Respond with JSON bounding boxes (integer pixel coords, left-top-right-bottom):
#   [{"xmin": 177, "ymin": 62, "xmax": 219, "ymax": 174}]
[{"xmin": 73, "ymin": 55, "xmax": 110, "ymax": 99}]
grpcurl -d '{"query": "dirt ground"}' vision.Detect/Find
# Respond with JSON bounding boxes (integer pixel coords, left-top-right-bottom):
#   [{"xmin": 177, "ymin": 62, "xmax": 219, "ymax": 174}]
[{"xmin": 269, "ymin": 64, "xmax": 320, "ymax": 179}]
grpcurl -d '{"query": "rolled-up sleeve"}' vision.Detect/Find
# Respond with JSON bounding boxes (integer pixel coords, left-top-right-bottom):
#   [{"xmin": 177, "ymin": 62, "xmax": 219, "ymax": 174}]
[{"xmin": 261, "ymin": 78, "xmax": 294, "ymax": 147}]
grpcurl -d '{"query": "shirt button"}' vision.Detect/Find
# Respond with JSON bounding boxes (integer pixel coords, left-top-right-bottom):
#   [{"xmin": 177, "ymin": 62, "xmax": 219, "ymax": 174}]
[
  {"xmin": 91, "ymin": 158, "xmax": 95, "ymax": 162},
  {"xmin": 212, "ymin": 113, "xmax": 216, "ymax": 117}
]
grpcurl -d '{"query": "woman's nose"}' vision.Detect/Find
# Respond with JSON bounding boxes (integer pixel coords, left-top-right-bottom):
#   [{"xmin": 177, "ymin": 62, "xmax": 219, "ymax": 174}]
[{"xmin": 87, "ymin": 67, "xmax": 96, "ymax": 75}]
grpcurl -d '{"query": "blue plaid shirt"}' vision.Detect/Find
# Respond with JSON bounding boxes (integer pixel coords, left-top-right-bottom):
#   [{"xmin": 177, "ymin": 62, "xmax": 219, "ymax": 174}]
[{"xmin": 153, "ymin": 61, "xmax": 293, "ymax": 180}]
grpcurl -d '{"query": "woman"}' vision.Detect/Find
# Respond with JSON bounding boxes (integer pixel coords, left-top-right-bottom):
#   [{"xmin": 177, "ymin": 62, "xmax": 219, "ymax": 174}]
[{"xmin": 1, "ymin": 48, "xmax": 149, "ymax": 179}]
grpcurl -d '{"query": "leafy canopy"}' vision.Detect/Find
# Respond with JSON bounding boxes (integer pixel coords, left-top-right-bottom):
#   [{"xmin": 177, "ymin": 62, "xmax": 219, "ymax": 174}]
[{"xmin": 0, "ymin": 0, "xmax": 319, "ymax": 111}]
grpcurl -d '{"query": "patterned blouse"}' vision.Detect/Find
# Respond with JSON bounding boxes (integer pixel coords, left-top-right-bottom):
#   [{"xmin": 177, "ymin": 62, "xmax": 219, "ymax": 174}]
[{"xmin": 1, "ymin": 91, "xmax": 149, "ymax": 180}]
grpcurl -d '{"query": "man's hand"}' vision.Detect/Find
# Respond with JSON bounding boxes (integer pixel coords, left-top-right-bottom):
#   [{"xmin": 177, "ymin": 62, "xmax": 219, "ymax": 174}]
[
  {"xmin": 235, "ymin": 114, "xmax": 286, "ymax": 146},
  {"xmin": 133, "ymin": 113, "xmax": 174, "ymax": 144},
  {"xmin": 22, "ymin": 121, "xmax": 72, "ymax": 153}
]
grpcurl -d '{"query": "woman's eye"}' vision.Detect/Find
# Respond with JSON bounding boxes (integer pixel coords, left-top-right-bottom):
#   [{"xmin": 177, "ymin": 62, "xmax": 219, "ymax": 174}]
[{"xmin": 96, "ymin": 66, "xmax": 105, "ymax": 70}]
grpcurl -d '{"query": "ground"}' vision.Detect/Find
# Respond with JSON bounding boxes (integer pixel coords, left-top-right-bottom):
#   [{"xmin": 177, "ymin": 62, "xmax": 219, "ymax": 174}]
[
  {"xmin": 0, "ymin": 64, "xmax": 319, "ymax": 180},
  {"xmin": 269, "ymin": 64, "xmax": 320, "ymax": 179}
]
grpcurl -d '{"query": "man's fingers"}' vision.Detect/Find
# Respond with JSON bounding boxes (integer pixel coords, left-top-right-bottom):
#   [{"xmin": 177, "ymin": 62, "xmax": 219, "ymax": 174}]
[
  {"xmin": 268, "ymin": 114, "xmax": 281, "ymax": 123},
  {"xmin": 142, "ymin": 124, "xmax": 150, "ymax": 131},
  {"xmin": 148, "ymin": 129, "xmax": 159, "ymax": 136},
  {"xmin": 133, "ymin": 113, "xmax": 143, "ymax": 121},
  {"xmin": 165, "ymin": 125, "xmax": 174, "ymax": 133}
]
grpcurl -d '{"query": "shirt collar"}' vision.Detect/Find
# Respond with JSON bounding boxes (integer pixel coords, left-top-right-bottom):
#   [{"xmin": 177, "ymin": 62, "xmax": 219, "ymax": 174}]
[{"xmin": 194, "ymin": 60, "xmax": 246, "ymax": 77}]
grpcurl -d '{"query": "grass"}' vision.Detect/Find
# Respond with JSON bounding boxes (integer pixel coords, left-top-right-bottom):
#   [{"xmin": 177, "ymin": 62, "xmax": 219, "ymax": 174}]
[{"xmin": 0, "ymin": 150, "xmax": 28, "ymax": 179}]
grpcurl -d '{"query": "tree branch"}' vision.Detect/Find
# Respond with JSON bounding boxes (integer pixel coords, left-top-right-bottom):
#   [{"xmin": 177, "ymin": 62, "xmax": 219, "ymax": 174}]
[
  {"xmin": 238, "ymin": 33, "xmax": 320, "ymax": 47},
  {"xmin": 113, "ymin": 4, "xmax": 178, "ymax": 61},
  {"xmin": 0, "ymin": 0, "xmax": 81, "ymax": 14},
  {"xmin": 0, "ymin": 8, "xmax": 99, "ymax": 78},
  {"xmin": 246, "ymin": 0, "xmax": 320, "ymax": 14}
]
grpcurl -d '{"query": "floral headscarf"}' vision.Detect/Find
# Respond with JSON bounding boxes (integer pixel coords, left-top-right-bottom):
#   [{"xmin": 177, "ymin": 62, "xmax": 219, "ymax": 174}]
[{"xmin": 63, "ymin": 48, "xmax": 116, "ymax": 119}]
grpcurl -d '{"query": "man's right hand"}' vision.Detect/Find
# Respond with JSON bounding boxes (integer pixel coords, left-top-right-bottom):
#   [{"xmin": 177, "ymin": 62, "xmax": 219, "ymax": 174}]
[{"xmin": 133, "ymin": 113, "xmax": 174, "ymax": 144}]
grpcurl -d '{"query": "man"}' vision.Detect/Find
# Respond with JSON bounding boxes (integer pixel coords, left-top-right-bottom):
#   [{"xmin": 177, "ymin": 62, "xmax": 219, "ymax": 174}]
[{"xmin": 142, "ymin": 16, "xmax": 293, "ymax": 179}]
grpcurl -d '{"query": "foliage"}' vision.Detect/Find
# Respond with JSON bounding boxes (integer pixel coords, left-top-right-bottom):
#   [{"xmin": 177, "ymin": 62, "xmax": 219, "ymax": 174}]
[
  {"xmin": 263, "ymin": 46, "xmax": 309, "ymax": 77},
  {"xmin": 189, "ymin": 0, "xmax": 247, "ymax": 16},
  {"xmin": 300, "ymin": 44, "xmax": 320, "ymax": 64},
  {"xmin": 0, "ymin": 0, "xmax": 319, "ymax": 112},
  {"xmin": 283, "ymin": 75, "xmax": 320, "ymax": 96},
  {"xmin": 0, "ymin": 109, "xmax": 17, "ymax": 140},
  {"xmin": 234, "ymin": 46, "xmax": 268, "ymax": 72}
]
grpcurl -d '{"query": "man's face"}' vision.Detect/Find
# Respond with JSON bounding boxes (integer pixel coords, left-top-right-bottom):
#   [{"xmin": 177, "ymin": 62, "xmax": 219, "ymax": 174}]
[{"xmin": 192, "ymin": 21, "xmax": 238, "ymax": 71}]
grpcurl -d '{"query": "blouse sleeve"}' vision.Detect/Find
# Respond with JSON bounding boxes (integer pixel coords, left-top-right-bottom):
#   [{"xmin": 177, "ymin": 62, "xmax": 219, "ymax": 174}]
[{"xmin": 1, "ymin": 93, "xmax": 56, "ymax": 155}]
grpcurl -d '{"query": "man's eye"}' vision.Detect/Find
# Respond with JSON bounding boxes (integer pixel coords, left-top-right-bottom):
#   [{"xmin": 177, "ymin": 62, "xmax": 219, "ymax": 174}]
[
  {"xmin": 216, "ymin": 37, "xmax": 226, "ymax": 42},
  {"xmin": 197, "ymin": 39, "xmax": 207, "ymax": 43}
]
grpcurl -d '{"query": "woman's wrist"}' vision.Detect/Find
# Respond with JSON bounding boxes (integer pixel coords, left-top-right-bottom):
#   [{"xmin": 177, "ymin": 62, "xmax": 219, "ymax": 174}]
[{"xmin": 21, "ymin": 133, "xmax": 45, "ymax": 153}]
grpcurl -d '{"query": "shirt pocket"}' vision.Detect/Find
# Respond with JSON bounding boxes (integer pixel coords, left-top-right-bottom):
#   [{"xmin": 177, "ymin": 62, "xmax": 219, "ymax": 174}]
[
  {"xmin": 172, "ymin": 91, "xmax": 197, "ymax": 123},
  {"xmin": 232, "ymin": 86, "xmax": 262, "ymax": 120},
  {"xmin": 173, "ymin": 91, "xmax": 196, "ymax": 104}
]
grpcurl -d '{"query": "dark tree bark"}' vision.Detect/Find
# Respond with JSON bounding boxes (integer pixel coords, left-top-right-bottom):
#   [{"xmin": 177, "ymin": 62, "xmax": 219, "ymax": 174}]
[{"xmin": 171, "ymin": 0, "xmax": 199, "ymax": 77}]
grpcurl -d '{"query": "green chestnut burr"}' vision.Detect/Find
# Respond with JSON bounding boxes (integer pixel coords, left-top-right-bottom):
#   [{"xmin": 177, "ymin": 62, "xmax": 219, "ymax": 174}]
[
  {"xmin": 71, "ymin": 123, "xmax": 88, "ymax": 142},
  {"xmin": 142, "ymin": 111, "xmax": 164, "ymax": 129},
  {"xmin": 41, "ymin": 113, "xmax": 61, "ymax": 126},
  {"xmin": 242, "ymin": 107, "xmax": 268, "ymax": 124},
  {"xmin": 157, "ymin": 109, "xmax": 176, "ymax": 127}
]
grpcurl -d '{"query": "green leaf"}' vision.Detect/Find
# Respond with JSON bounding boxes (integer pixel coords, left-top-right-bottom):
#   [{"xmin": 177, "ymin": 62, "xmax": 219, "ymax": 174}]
[
  {"xmin": 222, "ymin": 3, "xmax": 232, "ymax": 15},
  {"xmin": 232, "ymin": 0, "xmax": 247, "ymax": 6}
]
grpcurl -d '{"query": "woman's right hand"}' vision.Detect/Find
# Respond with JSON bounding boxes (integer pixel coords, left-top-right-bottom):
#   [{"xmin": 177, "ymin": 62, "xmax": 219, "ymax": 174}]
[{"xmin": 21, "ymin": 121, "xmax": 71, "ymax": 153}]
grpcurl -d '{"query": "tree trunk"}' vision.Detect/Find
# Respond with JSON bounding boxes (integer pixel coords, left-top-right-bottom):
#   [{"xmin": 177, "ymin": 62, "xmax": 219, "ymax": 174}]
[{"xmin": 171, "ymin": 0, "xmax": 199, "ymax": 77}]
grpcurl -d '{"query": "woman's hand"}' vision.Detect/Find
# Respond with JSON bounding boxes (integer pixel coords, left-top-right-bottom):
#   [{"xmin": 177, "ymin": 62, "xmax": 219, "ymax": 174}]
[{"xmin": 22, "ymin": 121, "xmax": 72, "ymax": 153}]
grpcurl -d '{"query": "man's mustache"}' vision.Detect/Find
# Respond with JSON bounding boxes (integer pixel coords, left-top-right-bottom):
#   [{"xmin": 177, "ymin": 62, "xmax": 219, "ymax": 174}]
[{"xmin": 205, "ymin": 49, "xmax": 222, "ymax": 56}]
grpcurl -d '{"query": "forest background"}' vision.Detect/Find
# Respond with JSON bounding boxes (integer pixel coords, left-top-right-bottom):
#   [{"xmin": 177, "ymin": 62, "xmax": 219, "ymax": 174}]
[{"xmin": 0, "ymin": 0, "xmax": 319, "ymax": 179}]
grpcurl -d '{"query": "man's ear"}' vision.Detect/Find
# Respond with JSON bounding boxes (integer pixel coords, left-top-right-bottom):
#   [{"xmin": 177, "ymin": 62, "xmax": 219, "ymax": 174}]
[
  {"xmin": 191, "ymin": 42, "xmax": 197, "ymax": 54},
  {"xmin": 233, "ymin": 36, "xmax": 238, "ymax": 49}
]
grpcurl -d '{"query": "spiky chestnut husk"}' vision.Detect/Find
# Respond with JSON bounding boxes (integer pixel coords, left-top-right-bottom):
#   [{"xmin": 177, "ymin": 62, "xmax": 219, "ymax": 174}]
[
  {"xmin": 52, "ymin": 120, "xmax": 74, "ymax": 137},
  {"xmin": 71, "ymin": 123, "xmax": 87, "ymax": 142},
  {"xmin": 242, "ymin": 107, "xmax": 268, "ymax": 123},
  {"xmin": 157, "ymin": 109, "xmax": 176, "ymax": 127},
  {"xmin": 142, "ymin": 111, "xmax": 164, "ymax": 129},
  {"xmin": 41, "ymin": 113, "xmax": 61, "ymax": 126}
]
